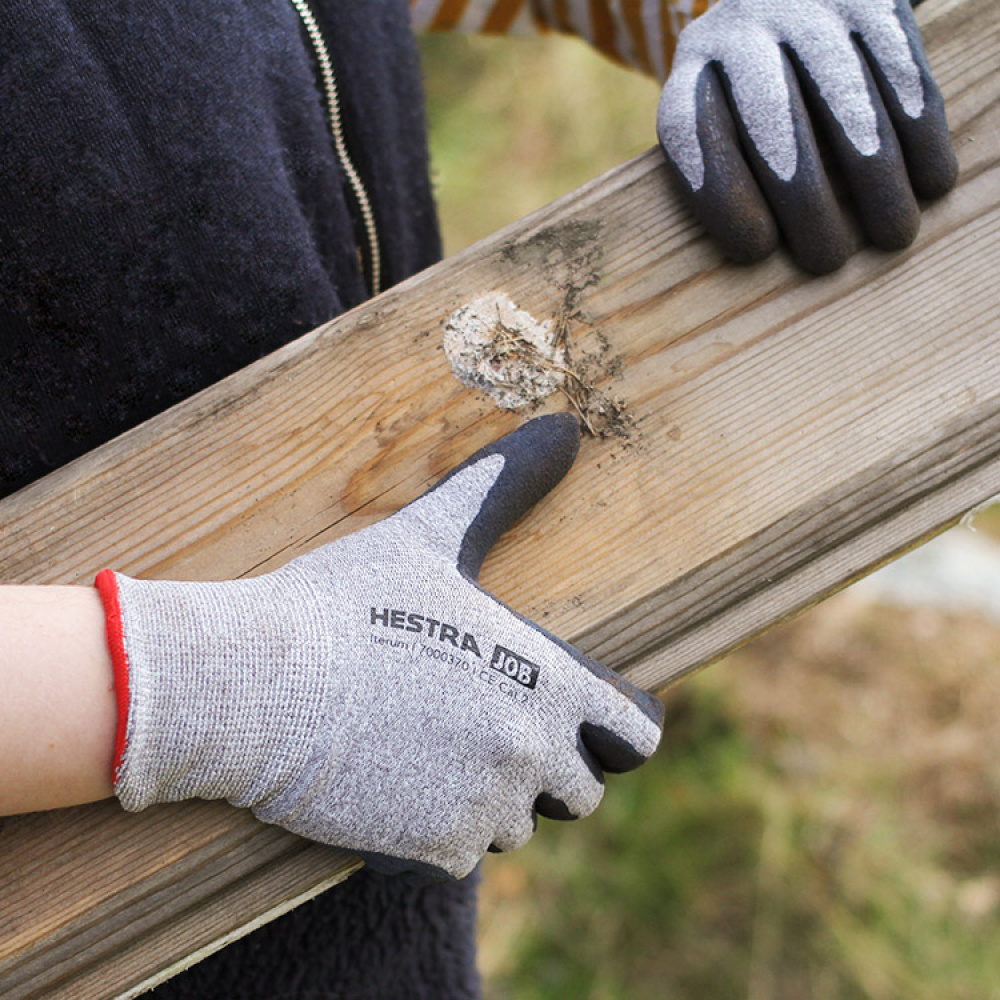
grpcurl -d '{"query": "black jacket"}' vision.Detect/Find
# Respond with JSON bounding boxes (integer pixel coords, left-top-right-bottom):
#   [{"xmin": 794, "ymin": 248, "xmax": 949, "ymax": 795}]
[
  {"xmin": 1, "ymin": 2, "xmax": 478, "ymax": 996},
  {"xmin": 0, "ymin": 0, "xmax": 441, "ymax": 495}
]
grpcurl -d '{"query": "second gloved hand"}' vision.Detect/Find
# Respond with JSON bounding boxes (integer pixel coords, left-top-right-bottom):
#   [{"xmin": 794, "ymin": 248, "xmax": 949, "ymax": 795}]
[
  {"xmin": 657, "ymin": 0, "xmax": 958, "ymax": 273},
  {"xmin": 96, "ymin": 414, "xmax": 664, "ymax": 879}
]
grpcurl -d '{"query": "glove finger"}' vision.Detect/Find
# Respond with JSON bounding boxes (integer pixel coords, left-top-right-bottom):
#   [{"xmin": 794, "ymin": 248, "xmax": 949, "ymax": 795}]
[
  {"xmin": 576, "ymin": 684, "xmax": 663, "ymax": 773},
  {"xmin": 658, "ymin": 63, "xmax": 779, "ymax": 265},
  {"xmin": 787, "ymin": 41, "xmax": 920, "ymax": 251},
  {"xmin": 533, "ymin": 622, "xmax": 665, "ymax": 745},
  {"xmin": 482, "ymin": 615, "xmax": 662, "ymax": 788},
  {"xmin": 579, "ymin": 720, "xmax": 652, "ymax": 774},
  {"xmin": 561, "ymin": 644, "xmax": 665, "ymax": 768},
  {"xmin": 487, "ymin": 743, "xmax": 605, "ymax": 846},
  {"xmin": 721, "ymin": 54, "xmax": 855, "ymax": 274},
  {"xmin": 856, "ymin": 16, "xmax": 957, "ymax": 200},
  {"xmin": 479, "ymin": 608, "xmax": 664, "ymax": 774},
  {"xmin": 535, "ymin": 734, "xmax": 608, "ymax": 821},
  {"xmin": 389, "ymin": 413, "xmax": 580, "ymax": 581},
  {"xmin": 488, "ymin": 802, "xmax": 539, "ymax": 854}
]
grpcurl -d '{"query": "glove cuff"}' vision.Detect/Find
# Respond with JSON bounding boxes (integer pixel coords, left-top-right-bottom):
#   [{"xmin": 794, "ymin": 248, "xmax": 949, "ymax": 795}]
[
  {"xmin": 93, "ymin": 568, "xmax": 334, "ymax": 815},
  {"xmin": 95, "ymin": 569, "xmax": 133, "ymax": 787}
]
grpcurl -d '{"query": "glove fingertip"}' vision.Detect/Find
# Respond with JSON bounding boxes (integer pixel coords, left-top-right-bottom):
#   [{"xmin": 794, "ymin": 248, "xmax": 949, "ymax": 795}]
[
  {"xmin": 454, "ymin": 413, "xmax": 581, "ymax": 579},
  {"xmin": 907, "ymin": 126, "xmax": 958, "ymax": 201},
  {"xmin": 580, "ymin": 719, "xmax": 660, "ymax": 775},
  {"xmin": 534, "ymin": 791, "xmax": 579, "ymax": 822},
  {"xmin": 696, "ymin": 189, "xmax": 781, "ymax": 265}
]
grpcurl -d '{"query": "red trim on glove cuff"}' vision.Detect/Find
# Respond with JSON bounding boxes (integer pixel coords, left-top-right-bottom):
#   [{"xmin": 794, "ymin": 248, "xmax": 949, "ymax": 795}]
[{"xmin": 95, "ymin": 570, "xmax": 131, "ymax": 786}]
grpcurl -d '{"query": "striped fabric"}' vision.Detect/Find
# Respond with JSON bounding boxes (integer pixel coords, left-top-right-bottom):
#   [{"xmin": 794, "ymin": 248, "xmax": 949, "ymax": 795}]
[{"xmin": 409, "ymin": 0, "xmax": 717, "ymax": 79}]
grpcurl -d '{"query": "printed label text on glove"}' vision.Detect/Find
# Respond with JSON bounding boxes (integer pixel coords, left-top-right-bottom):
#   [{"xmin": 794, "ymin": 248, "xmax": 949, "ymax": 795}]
[{"xmin": 369, "ymin": 607, "xmax": 540, "ymax": 689}]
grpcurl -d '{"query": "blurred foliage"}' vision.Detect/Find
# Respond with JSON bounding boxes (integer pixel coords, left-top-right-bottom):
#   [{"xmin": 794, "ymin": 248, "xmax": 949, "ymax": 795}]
[
  {"xmin": 419, "ymin": 32, "xmax": 659, "ymax": 256},
  {"xmin": 478, "ymin": 597, "xmax": 1000, "ymax": 1000},
  {"xmin": 419, "ymin": 34, "xmax": 1000, "ymax": 1000}
]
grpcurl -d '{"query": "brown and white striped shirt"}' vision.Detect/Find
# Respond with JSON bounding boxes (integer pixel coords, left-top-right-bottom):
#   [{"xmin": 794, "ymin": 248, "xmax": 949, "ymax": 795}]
[{"xmin": 410, "ymin": 0, "xmax": 717, "ymax": 81}]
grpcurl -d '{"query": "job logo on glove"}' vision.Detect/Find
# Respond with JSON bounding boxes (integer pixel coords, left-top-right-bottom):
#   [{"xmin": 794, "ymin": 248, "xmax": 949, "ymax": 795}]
[
  {"xmin": 368, "ymin": 604, "xmax": 541, "ymax": 701},
  {"xmin": 368, "ymin": 606, "xmax": 540, "ymax": 686},
  {"xmin": 489, "ymin": 645, "xmax": 539, "ymax": 689}
]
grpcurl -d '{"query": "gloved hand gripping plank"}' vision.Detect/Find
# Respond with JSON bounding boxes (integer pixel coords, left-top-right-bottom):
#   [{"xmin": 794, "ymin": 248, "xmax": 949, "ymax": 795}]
[
  {"xmin": 657, "ymin": 0, "xmax": 958, "ymax": 273},
  {"xmin": 2, "ymin": 3, "xmax": 995, "ymax": 989},
  {"xmin": 96, "ymin": 415, "xmax": 664, "ymax": 881}
]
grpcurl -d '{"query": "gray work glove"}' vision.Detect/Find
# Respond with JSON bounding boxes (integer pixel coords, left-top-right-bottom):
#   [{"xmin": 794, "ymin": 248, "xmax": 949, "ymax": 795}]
[
  {"xmin": 96, "ymin": 414, "xmax": 664, "ymax": 880},
  {"xmin": 657, "ymin": 0, "xmax": 958, "ymax": 273}
]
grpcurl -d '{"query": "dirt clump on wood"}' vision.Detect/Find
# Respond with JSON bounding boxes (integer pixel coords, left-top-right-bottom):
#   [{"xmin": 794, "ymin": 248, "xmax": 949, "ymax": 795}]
[{"xmin": 443, "ymin": 291, "xmax": 632, "ymax": 439}]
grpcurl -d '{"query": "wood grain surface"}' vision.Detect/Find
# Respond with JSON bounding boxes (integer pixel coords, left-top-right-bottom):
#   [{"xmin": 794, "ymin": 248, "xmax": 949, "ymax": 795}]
[{"xmin": 1, "ymin": 0, "xmax": 997, "ymax": 995}]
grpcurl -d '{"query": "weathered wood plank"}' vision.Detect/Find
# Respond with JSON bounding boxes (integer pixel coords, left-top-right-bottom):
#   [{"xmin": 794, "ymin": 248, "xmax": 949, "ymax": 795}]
[{"xmin": 1, "ymin": 0, "xmax": 997, "ymax": 995}]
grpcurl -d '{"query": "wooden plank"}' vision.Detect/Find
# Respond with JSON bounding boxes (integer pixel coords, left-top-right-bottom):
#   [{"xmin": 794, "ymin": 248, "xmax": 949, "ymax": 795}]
[{"xmin": 1, "ymin": 0, "xmax": 997, "ymax": 995}]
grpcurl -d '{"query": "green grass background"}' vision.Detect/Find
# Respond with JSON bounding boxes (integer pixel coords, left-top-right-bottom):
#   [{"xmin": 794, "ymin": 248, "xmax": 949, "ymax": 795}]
[
  {"xmin": 418, "ymin": 33, "xmax": 1000, "ymax": 1000},
  {"xmin": 420, "ymin": 32, "xmax": 660, "ymax": 256}
]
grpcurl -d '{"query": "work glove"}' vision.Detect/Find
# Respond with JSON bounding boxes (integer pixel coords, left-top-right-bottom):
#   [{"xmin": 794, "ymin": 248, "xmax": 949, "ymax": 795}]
[
  {"xmin": 657, "ymin": 0, "xmax": 958, "ymax": 273},
  {"xmin": 96, "ymin": 414, "xmax": 664, "ymax": 880}
]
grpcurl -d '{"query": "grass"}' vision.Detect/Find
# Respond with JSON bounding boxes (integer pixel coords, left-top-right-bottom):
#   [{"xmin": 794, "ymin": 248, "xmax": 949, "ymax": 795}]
[
  {"xmin": 418, "ymin": 33, "xmax": 1000, "ymax": 1000},
  {"xmin": 477, "ymin": 595, "xmax": 1000, "ymax": 1000}
]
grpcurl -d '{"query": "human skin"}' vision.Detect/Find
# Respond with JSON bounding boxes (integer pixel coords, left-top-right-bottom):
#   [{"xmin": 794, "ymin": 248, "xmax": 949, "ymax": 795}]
[{"xmin": 0, "ymin": 586, "xmax": 116, "ymax": 815}]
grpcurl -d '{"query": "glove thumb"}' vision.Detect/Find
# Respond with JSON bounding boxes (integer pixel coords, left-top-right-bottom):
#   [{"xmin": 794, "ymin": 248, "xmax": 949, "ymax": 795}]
[{"xmin": 389, "ymin": 413, "xmax": 581, "ymax": 581}]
